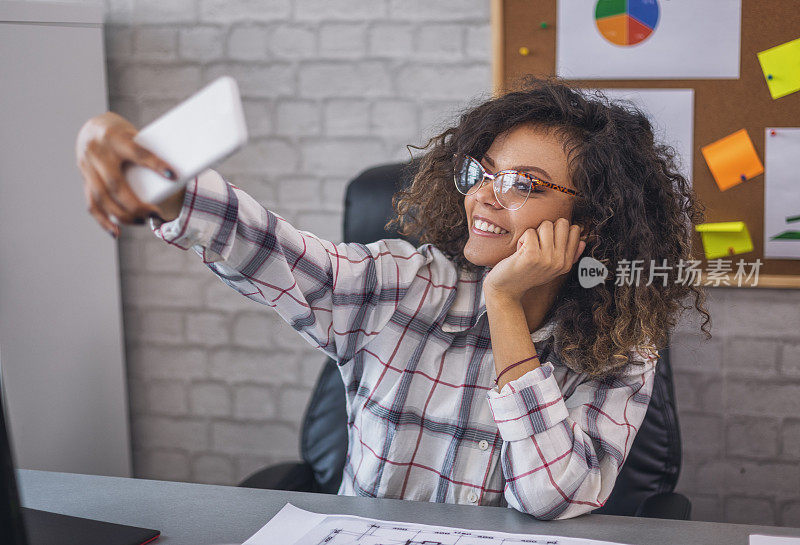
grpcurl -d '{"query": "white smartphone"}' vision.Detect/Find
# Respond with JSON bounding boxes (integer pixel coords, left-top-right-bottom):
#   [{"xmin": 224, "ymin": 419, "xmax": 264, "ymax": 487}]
[{"xmin": 124, "ymin": 76, "xmax": 248, "ymax": 205}]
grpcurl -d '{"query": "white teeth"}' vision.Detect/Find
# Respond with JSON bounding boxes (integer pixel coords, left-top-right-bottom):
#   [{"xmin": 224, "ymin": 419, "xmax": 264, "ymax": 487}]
[{"xmin": 474, "ymin": 219, "xmax": 507, "ymax": 234}]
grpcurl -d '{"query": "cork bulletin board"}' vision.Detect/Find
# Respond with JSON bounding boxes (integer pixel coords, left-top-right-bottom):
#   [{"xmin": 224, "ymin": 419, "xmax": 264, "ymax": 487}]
[{"xmin": 490, "ymin": 0, "xmax": 800, "ymax": 288}]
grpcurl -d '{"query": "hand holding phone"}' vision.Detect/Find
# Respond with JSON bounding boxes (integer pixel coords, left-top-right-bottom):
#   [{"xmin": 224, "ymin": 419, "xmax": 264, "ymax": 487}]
[
  {"xmin": 125, "ymin": 76, "xmax": 249, "ymax": 204},
  {"xmin": 75, "ymin": 77, "xmax": 249, "ymax": 237}
]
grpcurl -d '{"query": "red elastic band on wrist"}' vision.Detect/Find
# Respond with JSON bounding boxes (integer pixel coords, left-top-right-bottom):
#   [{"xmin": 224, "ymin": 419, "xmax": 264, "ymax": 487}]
[{"xmin": 495, "ymin": 354, "xmax": 539, "ymax": 385}]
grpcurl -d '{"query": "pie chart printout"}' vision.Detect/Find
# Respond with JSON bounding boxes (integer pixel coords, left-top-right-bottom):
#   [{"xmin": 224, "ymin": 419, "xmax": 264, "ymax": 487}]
[{"xmin": 595, "ymin": 0, "xmax": 660, "ymax": 46}]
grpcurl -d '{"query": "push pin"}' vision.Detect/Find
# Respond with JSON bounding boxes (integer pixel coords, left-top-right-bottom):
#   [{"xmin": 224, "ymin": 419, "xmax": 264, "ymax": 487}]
[
  {"xmin": 770, "ymin": 130, "xmax": 777, "ymax": 136},
  {"xmin": 540, "ymin": 22, "xmax": 549, "ymax": 29},
  {"xmin": 767, "ymin": 74, "xmax": 773, "ymax": 80},
  {"xmin": 740, "ymin": 174, "xmax": 747, "ymax": 182},
  {"xmin": 519, "ymin": 46, "xmax": 530, "ymax": 56},
  {"xmin": 728, "ymin": 246, "xmax": 735, "ymax": 255}
]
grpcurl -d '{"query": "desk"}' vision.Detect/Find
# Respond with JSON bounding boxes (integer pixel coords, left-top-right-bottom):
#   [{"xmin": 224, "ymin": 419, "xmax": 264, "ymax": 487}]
[{"xmin": 17, "ymin": 470, "xmax": 800, "ymax": 545}]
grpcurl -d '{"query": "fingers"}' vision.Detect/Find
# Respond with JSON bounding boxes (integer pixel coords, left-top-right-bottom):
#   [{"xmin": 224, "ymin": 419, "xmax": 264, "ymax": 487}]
[
  {"xmin": 534, "ymin": 219, "xmax": 585, "ymax": 274},
  {"xmin": 553, "ymin": 218, "xmax": 571, "ymax": 267},
  {"xmin": 575, "ymin": 225, "xmax": 588, "ymax": 262},
  {"xmin": 80, "ymin": 160, "xmax": 120, "ymax": 237},
  {"xmin": 576, "ymin": 239, "xmax": 586, "ymax": 262},
  {"xmin": 536, "ymin": 220, "xmax": 554, "ymax": 257},
  {"xmin": 85, "ymin": 145, "xmax": 144, "ymax": 223},
  {"xmin": 109, "ymin": 135, "xmax": 178, "ymax": 219},
  {"xmin": 76, "ymin": 113, "xmax": 170, "ymax": 236},
  {"xmin": 87, "ymin": 141, "xmax": 163, "ymax": 223},
  {"xmin": 517, "ymin": 227, "xmax": 540, "ymax": 254},
  {"xmin": 109, "ymin": 134, "xmax": 177, "ymax": 181},
  {"xmin": 565, "ymin": 223, "xmax": 581, "ymax": 267},
  {"xmin": 81, "ymin": 153, "xmax": 127, "ymax": 224}
]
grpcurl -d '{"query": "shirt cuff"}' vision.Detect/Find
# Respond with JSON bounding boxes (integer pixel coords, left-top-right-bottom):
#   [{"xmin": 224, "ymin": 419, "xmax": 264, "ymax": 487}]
[
  {"xmin": 486, "ymin": 361, "xmax": 570, "ymax": 442},
  {"xmin": 149, "ymin": 169, "xmax": 237, "ymax": 262}
]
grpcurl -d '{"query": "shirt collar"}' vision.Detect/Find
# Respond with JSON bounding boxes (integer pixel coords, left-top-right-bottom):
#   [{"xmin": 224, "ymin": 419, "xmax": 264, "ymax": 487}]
[
  {"xmin": 440, "ymin": 266, "xmax": 558, "ymax": 342},
  {"xmin": 530, "ymin": 317, "xmax": 558, "ymax": 342},
  {"xmin": 440, "ymin": 266, "xmax": 487, "ymax": 333}
]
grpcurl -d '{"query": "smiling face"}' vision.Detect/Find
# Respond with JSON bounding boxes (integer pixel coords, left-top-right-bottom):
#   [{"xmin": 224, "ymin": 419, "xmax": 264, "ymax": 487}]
[{"xmin": 463, "ymin": 123, "xmax": 579, "ymax": 268}]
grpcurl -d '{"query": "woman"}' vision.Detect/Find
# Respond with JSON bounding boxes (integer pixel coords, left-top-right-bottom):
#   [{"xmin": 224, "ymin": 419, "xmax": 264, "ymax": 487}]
[{"xmin": 75, "ymin": 76, "xmax": 709, "ymax": 519}]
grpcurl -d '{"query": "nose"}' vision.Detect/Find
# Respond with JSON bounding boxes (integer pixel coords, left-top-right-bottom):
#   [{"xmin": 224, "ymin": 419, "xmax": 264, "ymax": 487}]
[{"xmin": 474, "ymin": 177, "xmax": 502, "ymax": 209}]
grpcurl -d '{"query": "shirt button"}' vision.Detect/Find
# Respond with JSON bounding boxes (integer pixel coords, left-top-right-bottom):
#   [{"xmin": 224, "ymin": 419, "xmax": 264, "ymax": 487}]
[
  {"xmin": 478, "ymin": 439, "xmax": 489, "ymax": 451},
  {"xmin": 468, "ymin": 491, "xmax": 479, "ymax": 504}
]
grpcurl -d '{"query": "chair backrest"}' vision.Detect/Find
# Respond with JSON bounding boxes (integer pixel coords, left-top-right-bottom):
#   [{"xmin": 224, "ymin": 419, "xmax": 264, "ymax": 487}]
[
  {"xmin": 300, "ymin": 161, "xmax": 682, "ymax": 514},
  {"xmin": 594, "ymin": 345, "xmax": 681, "ymax": 516},
  {"xmin": 300, "ymin": 161, "xmax": 419, "ymax": 494}
]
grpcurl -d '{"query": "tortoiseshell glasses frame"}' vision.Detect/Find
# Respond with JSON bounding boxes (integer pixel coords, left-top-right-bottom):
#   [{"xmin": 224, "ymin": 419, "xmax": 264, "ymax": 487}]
[{"xmin": 453, "ymin": 153, "xmax": 581, "ymax": 211}]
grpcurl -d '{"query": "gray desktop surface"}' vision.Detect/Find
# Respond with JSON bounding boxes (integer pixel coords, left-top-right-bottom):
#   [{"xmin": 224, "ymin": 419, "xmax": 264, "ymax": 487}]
[{"xmin": 17, "ymin": 469, "xmax": 800, "ymax": 545}]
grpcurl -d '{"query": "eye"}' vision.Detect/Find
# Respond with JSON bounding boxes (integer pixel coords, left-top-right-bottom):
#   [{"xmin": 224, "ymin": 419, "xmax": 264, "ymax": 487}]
[
  {"xmin": 528, "ymin": 176, "xmax": 550, "ymax": 194},
  {"xmin": 513, "ymin": 177, "xmax": 546, "ymax": 194}
]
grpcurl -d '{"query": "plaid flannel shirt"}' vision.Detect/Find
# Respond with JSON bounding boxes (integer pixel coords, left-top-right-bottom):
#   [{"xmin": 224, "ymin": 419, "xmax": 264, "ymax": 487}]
[{"xmin": 150, "ymin": 168, "xmax": 658, "ymax": 520}]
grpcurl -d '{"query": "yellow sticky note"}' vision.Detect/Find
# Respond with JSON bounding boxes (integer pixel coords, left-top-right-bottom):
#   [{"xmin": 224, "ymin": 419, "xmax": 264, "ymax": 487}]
[
  {"xmin": 757, "ymin": 37, "xmax": 800, "ymax": 99},
  {"xmin": 695, "ymin": 221, "xmax": 754, "ymax": 260},
  {"xmin": 701, "ymin": 129, "xmax": 764, "ymax": 191}
]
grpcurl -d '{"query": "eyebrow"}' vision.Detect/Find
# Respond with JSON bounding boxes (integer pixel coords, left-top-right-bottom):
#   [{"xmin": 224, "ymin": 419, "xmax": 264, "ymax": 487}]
[{"xmin": 483, "ymin": 154, "xmax": 553, "ymax": 181}]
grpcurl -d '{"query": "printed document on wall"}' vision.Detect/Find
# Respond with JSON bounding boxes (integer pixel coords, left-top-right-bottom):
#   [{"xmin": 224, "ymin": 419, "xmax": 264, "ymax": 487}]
[
  {"xmin": 764, "ymin": 128, "xmax": 800, "ymax": 259},
  {"xmin": 595, "ymin": 88, "xmax": 694, "ymax": 183},
  {"xmin": 557, "ymin": 0, "xmax": 741, "ymax": 79}
]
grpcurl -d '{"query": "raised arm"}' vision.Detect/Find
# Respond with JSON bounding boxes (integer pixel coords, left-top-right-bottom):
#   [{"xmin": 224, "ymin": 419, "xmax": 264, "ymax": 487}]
[
  {"xmin": 74, "ymin": 111, "xmax": 445, "ymax": 363},
  {"xmin": 150, "ymin": 168, "xmax": 439, "ymax": 362}
]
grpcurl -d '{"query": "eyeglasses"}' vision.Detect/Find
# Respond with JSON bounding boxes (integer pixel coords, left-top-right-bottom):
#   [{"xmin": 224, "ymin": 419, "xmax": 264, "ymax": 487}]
[{"xmin": 453, "ymin": 153, "xmax": 580, "ymax": 211}]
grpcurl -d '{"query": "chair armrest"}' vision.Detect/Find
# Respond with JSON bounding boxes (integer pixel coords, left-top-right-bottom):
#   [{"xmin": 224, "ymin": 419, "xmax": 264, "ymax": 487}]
[
  {"xmin": 635, "ymin": 491, "xmax": 692, "ymax": 520},
  {"xmin": 238, "ymin": 461, "xmax": 316, "ymax": 492}
]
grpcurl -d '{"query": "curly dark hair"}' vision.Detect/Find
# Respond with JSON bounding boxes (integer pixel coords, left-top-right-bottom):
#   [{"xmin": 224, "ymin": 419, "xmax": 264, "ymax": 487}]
[{"xmin": 387, "ymin": 75, "xmax": 711, "ymax": 377}]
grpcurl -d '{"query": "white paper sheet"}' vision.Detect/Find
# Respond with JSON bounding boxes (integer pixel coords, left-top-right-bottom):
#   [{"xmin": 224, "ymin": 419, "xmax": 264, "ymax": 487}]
[
  {"xmin": 750, "ymin": 535, "xmax": 800, "ymax": 545},
  {"xmin": 244, "ymin": 503, "xmax": 628, "ymax": 545},
  {"xmin": 593, "ymin": 88, "xmax": 694, "ymax": 183},
  {"xmin": 764, "ymin": 128, "xmax": 800, "ymax": 259},
  {"xmin": 557, "ymin": 0, "xmax": 741, "ymax": 79}
]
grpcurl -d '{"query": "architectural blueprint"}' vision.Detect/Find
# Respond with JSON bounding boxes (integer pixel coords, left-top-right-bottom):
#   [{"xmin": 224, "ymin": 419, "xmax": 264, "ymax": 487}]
[{"xmin": 243, "ymin": 503, "xmax": 625, "ymax": 545}]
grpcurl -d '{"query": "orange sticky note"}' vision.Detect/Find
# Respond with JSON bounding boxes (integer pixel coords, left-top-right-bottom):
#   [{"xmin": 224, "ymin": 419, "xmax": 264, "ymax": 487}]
[{"xmin": 701, "ymin": 129, "xmax": 764, "ymax": 191}]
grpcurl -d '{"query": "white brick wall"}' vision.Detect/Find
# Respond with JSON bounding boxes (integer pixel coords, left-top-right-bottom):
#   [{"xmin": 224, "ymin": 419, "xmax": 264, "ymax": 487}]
[
  {"xmin": 19, "ymin": 0, "xmax": 800, "ymax": 527},
  {"xmin": 672, "ymin": 288, "xmax": 800, "ymax": 525},
  {"xmin": 98, "ymin": 0, "xmax": 491, "ymax": 489}
]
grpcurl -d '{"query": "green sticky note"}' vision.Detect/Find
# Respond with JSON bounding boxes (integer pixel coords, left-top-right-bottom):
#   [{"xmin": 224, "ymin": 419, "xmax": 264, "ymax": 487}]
[
  {"xmin": 695, "ymin": 221, "xmax": 754, "ymax": 260},
  {"xmin": 757, "ymin": 37, "xmax": 800, "ymax": 99}
]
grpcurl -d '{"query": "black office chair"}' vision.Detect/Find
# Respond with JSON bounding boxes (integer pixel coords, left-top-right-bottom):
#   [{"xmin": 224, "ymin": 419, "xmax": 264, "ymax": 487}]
[{"xmin": 238, "ymin": 161, "xmax": 692, "ymax": 520}]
